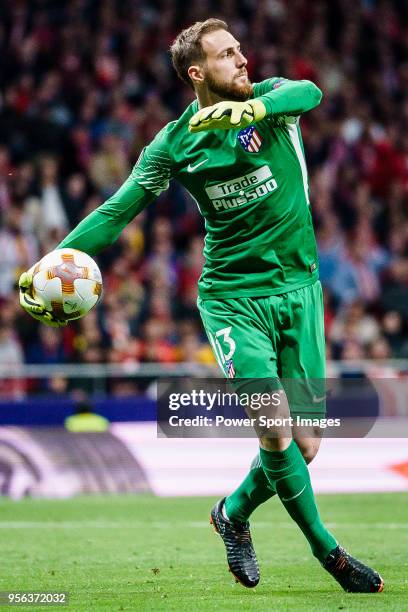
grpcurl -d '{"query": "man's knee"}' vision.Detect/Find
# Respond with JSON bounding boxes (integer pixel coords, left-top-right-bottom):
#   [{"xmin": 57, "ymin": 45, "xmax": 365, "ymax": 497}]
[
  {"xmin": 259, "ymin": 436, "xmax": 292, "ymax": 452},
  {"xmin": 296, "ymin": 438, "xmax": 321, "ymax": 464}
]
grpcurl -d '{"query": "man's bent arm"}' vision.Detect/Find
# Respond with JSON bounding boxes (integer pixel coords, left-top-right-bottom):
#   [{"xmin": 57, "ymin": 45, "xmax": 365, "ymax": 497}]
[
  {"xmin": 57, "ymin": 176, "xmax": 155, "ymax": 256},
  {"xmin": 258, "ymin": 79, "xmax": 322, "ymax": 117}
]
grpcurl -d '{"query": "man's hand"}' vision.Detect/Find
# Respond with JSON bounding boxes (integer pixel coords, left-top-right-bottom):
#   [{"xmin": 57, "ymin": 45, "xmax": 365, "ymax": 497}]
[
  {"xmin": 189, "ymin": 99, "xmax": 266, "ymax": 133},
  {"xmin": 19, "ymin": 267, "xmax": 67, "ymax": 328}
]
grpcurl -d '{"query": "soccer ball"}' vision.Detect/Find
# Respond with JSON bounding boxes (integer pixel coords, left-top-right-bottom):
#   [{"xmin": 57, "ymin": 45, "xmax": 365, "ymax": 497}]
[{"xmin": 32, "ymin": 248, "xmax": 103, "ymax": 321}]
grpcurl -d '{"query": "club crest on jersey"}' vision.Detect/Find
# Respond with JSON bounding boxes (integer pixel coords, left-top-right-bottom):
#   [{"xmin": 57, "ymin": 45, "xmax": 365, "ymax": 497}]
[
  {"xmin": 225, "ymin": 359, "xmax": 236, "ymax": 378},
  {"xmin": 237, "ymin": 126, "xmax": 262, "ymax": 153}
]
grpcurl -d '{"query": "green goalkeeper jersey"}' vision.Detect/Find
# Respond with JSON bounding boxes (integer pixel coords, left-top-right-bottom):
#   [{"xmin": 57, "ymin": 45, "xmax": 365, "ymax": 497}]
[{"xmin": 58, "ymin": 78, "xmax": 322, "ymax": 298}]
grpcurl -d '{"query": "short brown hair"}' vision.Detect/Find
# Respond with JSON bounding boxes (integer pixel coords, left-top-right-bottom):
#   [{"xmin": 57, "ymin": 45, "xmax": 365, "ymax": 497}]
[{"xmin": 170, "ymin": 18, "xmax": 228, "ymax": 89}]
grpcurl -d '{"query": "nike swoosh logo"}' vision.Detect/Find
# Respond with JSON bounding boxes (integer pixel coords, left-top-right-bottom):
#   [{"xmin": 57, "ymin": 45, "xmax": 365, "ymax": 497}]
[
  {"xmin": 187, "ymin": 159, "xmax": 208, "ymax": 172},
  {"xmin": 281, "ymin": 484, "xmax": 306, "ymax": 502},
  {"xmin": 313, "ymin": 394, "xmax": 326, "ymax": 403}
]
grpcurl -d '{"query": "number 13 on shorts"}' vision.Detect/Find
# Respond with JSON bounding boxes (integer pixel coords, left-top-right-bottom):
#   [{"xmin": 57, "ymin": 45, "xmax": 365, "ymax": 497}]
[{"xmin": 207, "ymin": 326, "xmax": 236, "ymax": 374}]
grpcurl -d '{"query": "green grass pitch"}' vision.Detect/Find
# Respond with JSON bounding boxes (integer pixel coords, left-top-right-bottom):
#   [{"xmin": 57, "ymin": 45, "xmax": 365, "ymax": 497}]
[{"xmin": 0, "ymin": 493, "xmax": 407, "ymax": 610}]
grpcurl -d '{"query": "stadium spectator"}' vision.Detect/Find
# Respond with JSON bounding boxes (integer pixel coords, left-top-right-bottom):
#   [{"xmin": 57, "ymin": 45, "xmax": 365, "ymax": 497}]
[
  {"xmin": 0, "ymin": 204, "xmax": 39, "ymax": 297},
  {"xmin": 0, "ymin": 322, "xmax": 23, "ymax": 366},
  {"xmin": 26, "ymin": 326, "xmax": 67, "ymax": 365},
  {"xmin": 0, "ymin": 322, "xmax": 24, "ymax": 398},
  {"xmin": 329, "ymin": 300, "xmax": 380, "ymax": 359},
  {"xmin": 381, "ymin": 311, "xmax": 408, "ymax": 358},
  {"xmin": 89, "ymin": 133, "xmax": 130, "ymax": 199},
  {"xmin": 38, "ymin": 156, "xmax": 69, "ymax": 237}
]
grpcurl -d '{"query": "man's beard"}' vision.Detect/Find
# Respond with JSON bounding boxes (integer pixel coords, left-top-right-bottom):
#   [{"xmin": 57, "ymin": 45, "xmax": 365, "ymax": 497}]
[{"xmin": 205, "ymin": 70, "xmax": 253, "ymax": 101}]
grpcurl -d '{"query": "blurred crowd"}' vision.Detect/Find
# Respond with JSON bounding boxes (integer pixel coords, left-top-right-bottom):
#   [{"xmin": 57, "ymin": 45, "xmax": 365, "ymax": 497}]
[{"xmin": 0, "ymin": 0, "xmax": 408, "ymax": 394}]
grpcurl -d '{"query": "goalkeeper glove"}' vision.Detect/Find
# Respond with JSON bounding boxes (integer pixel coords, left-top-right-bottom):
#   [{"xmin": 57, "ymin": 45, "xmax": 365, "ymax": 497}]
[
  {"xmin": 189, "ymin": 99, "xmax": 266, "ymax": 132},
  {"xmin": 19, "ymin": 267, "xmax": 67, "ymax": 328}
]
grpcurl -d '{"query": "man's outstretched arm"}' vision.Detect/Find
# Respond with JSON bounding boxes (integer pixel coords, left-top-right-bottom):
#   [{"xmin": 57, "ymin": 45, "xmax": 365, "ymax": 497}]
[
  {"xmin": 189, "ymin": 79, "xmax": 322, "ymax": 132},
  {"xmin": 257, "ymin": 78, "xmax": 322, "ymax": 117}
]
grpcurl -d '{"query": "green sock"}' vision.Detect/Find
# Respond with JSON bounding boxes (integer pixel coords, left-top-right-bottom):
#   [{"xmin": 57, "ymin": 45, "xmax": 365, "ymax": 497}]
[
  {"xmin": 224, "ymin": 454, "xmax": 276, "ymax": 523},
  {"xmin": 259, "ymin": 440, "xmax": 337, "ymax": 562}
]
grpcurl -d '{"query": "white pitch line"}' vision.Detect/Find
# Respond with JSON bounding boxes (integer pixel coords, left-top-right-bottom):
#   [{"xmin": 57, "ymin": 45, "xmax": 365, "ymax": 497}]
[{"xmin": 0, "ymin": 521, "xmax": 407, "ymax": 529}]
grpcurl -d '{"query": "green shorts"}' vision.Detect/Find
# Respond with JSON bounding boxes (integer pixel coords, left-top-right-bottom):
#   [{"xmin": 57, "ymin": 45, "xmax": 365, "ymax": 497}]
[{"xmin": 197, "ymin": 280, "xmax": 326, "ymax": 416}]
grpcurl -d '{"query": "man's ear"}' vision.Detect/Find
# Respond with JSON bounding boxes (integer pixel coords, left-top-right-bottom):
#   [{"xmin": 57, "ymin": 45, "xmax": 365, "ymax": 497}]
[{"xmin": 188, "ymin": 64, "xmax": 205, "ymax": 87}]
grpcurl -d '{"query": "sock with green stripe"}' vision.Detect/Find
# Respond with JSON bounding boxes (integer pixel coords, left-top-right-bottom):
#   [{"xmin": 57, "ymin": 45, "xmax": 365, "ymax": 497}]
[
  {"xmin": 259, "ymin": 439, "xmax": 337, "ymax": 562},
  {"xmin": 224, "ymin": 454, "xmax": 276, "ymax": 523}
]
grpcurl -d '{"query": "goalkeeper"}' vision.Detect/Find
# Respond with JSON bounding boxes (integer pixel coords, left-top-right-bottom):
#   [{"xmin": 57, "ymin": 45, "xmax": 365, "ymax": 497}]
[{"xmin": 19, "ymin": 18, "xmax": 384, "ymax": 594}]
